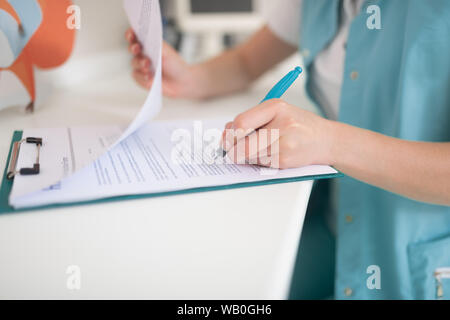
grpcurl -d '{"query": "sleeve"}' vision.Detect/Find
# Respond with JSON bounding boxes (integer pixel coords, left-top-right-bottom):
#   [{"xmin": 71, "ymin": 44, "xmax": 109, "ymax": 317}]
[{"xmin": 264, "ymin": 0, "xmax": 302, "ymax": 47}]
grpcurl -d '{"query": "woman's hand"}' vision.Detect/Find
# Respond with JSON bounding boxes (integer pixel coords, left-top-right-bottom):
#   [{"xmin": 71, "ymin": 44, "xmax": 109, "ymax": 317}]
[
  {"xmin": 222, "ymin": 99, "xmax": 450, "ymax": 205},
  {"xmin": 222, "ymin": 99, "xmax": 336, "ymax": 169},
  {"xmin": 125, "ymin": 28, "xmax": 202, "ymax": 99},
  {"xmin": 125, "ymin": 26, "xmax": 298, "ymax": 101}
]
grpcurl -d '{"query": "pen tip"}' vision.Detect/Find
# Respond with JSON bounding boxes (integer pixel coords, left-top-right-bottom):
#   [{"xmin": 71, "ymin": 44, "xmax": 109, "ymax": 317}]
[
  {"xmin": 295, "ymin": 66, "xmax": 302, "ymax": 73},
  {"xmin": 214, "ymin": 147, "xmax": 227, "ymax": 160}
]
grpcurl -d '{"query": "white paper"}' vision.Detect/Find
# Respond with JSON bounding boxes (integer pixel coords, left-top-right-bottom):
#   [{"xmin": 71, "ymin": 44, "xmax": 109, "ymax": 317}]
[
  {"xmin": 9, "ymin": 126, "xmax": 123, "ymax": 200},
  {"xmin": 118, "ymin": 0, "xmax": 162, "ymax": 143},
  {"xmin": 9, "ymin": 0, "xmax": 162, "ymax": 199},
  {"xmin": 10, "ymin": 119, "xmax": 338, "ymax": 209},
  {"xmin": 8, "ymin": 0, "xmax": 339, "ymax": 209}
]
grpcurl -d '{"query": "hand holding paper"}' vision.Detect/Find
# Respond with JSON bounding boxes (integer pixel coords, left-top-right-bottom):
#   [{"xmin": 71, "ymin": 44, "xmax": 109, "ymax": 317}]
[
  {"xmin": 9, "ymin": 0, "xmax": 163, "ymax": 200},
  {"xmin": 126, "ymin": 29, "xmax": 201, "ymax": 99},
  {"xmin": 4, "ymin": 0, "xmax": 340, "ymax": 211}
]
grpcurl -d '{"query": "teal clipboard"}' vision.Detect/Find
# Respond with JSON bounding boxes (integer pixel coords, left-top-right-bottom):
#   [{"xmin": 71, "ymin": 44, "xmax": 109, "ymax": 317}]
[{"xmin": 0, "ymin": 131, "xmax": 344, "ymax": 214}]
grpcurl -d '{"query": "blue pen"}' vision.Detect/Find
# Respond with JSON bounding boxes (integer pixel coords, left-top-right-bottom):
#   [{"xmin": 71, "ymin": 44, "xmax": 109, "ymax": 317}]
[
  {"xmin": 260, "ymin": 66, "xmax": 303, "ymax": 103},
  {"xmin": 217, "ymin": 66, "xmax": 303, "ymax": 158}
]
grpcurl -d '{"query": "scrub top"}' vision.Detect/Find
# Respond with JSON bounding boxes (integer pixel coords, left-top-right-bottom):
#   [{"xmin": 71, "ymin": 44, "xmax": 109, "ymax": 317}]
[{"xmin": 300, "ymin": 0, "xmax": 450, "ymax": 299}]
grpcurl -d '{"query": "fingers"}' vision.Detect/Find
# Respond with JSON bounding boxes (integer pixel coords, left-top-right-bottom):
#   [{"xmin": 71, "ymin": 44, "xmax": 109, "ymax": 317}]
[
  {"xmin": 227, "ymin": 131, "xmax": 258, "ymax": 164},
  {"xmin": 248, "ymin": 140, "xmax": 280, "ymax": 168},
  {"xmin": 126, "ymin": 28, "xmax": 143, "ymax": 56},
  {"xmin": 232, "ymin": 99, "xmax": 286, "ymax": 132},
  {"xmin": 226, "ymin": 134, "xmax": 281, "ymax": 167},
  {"xmin": 225, "ymin": 122, "xmax": 233, "ymax": 130},
  {"xmin": 131, "ymin": 56, "xmax": 153, "ymax": 89},
  {"xmin": 223, "ymin": 100, "xmax": 287, "ymax": 162},
  {"xmin": 226, "ymin": 122, "xmax": 281, "ymax": 166},
  {"xmin": 224, "ymin": 99, "xmax": 287, "ymax": 151},
  {"xmin": 127, "ymin": 27, "xmax": 153, "ymax": 89},
  {"xmin": 132, "ymin": 69, "xmax": 154, "ymax": 89},
  {"xmin": 221, "ymin": 122, "xmax": 233, "ymax": 148},
  {"xmin": 125, "ymin": 28, "xmax": 135, "ymax": 43},
  {"xmin": 131, "ymin": 55, "xmax": 151, "ymax": 72},
  {"xmin": 127, "ymin": 29, "xmax": 157, "ymax": 92},
  {"xmin": 129, "ymin": 42, "xmax": 142, "ymax": 55}
]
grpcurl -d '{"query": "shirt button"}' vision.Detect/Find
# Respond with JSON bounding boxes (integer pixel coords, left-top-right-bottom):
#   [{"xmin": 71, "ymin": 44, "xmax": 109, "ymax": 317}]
[
  {"xmin": 345, "ymin": 215, "xmax": 353, "ymax": 223},
  {"xmin": 350, "ymin": 71, "xmax": 359, "ymax": 80},
  {"xmin": 344, "ymin": 287, "xmax": 353, "ymax": 297},
  {"xmin": 302, "ymin": 49, "xmax": 310, "ymax": 58}
]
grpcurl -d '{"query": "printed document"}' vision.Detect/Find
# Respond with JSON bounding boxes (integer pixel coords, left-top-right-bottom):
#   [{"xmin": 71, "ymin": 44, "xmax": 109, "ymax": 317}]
[
  {"xmin": 10, "ymin": 120, "xmax": 337, "ymax": 209},
  {"xmin": 8, "ymin": 0, "xmax": 339, "ymax": 209},
  {"xmin": 10, "ymin": 0, "xmax": 162, "ymax": 199}
]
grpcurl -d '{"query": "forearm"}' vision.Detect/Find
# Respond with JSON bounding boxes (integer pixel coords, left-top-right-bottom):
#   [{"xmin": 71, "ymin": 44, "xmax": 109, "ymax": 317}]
[
  {"xmin": 330, "ymin": 121, "xmax": 450, "ymax": 205},
  {"xmin": 189, "ymin": 48, "xmax": 252, "ymax": 99},
  {"xmin": 191, "ymin": 26, "xmax": 297, "ymax": 99}
]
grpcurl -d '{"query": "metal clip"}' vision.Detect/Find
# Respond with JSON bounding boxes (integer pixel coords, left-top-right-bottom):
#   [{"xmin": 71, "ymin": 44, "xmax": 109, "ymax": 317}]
[{"xmin": 7, "ymin": 137, "xmax": 43, "ymax": 180}]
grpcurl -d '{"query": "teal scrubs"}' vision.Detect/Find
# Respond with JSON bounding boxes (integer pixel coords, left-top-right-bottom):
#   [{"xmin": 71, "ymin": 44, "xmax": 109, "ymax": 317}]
[{"xmin": 292, "ymin": 0, "xmax": 450, "ymax": 299}]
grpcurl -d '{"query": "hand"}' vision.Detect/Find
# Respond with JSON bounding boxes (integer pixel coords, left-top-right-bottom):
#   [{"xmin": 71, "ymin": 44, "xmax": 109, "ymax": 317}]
[
  {"xmin": 222, "ymin": 99, "xmax": 336, "ymax": 169},
  {"xmin": 125, "ymin": 28, "xmax": 201, "ymax": 99}
]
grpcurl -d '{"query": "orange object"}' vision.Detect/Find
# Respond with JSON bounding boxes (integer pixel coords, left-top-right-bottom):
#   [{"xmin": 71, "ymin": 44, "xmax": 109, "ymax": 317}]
[
  {"xmin": 0, "ymin": 0, "xmax": 76, "ymax": 112},
  {"xmin": 0, "ymin": 0, "xmax": 20, "ymax": 23}
]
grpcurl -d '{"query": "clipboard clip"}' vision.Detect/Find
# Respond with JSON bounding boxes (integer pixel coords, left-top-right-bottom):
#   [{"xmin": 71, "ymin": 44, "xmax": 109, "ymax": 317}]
[{"xmin": 7, "ymin": 137, "xmax": 43, "ymax": 180}]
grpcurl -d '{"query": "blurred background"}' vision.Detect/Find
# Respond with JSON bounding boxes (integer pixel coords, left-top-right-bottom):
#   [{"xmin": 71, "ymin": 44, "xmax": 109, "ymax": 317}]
[{"xmin": 0, "ymin": 0, "xmax": 311, "ymax": 117}]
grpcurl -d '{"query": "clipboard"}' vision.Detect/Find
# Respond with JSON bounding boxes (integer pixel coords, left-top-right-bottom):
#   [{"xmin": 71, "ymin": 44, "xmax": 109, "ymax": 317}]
[{"xmin": 0, "ymin": 131, "xmax": 344, "ymax": 214}]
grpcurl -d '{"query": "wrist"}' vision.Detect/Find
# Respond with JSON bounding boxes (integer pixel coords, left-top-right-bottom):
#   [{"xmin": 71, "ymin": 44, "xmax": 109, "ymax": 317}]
[
  {"xmin": 324, "ymin": 119, "xmax": 344, "ymax": 167},
  {"xmin": 186, "ymin": 65, "xmax": 212, "ymax": 100}
]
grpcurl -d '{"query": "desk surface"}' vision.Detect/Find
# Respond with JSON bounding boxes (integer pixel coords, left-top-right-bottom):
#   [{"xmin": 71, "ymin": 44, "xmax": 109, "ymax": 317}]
[{"xmin": 0, "ymin": 58, "xmax": 317, "ymax": 299}]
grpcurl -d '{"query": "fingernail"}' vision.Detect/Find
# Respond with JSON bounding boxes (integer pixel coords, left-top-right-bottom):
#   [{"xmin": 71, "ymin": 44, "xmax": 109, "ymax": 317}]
[{"xmin": 225, "ymin": 136, "xmax": 234, "ymax": 151}]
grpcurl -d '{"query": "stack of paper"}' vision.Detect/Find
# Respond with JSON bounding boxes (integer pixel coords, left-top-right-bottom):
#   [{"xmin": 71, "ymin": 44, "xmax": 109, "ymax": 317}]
[{"xmin": 7, "ymin": 0, "xmax": 339, "ymax": 210}]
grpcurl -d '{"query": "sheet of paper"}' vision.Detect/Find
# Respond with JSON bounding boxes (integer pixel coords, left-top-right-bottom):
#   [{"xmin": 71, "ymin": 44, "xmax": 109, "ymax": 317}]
[
  {"xmin": 10, "ymin": 119, "xmax": 338, "ymax": 209},
  {"xmin": 9, "ymin": 126, "xmax": 123, "ymax": 200},
  {"xmin": 8, "ymin": 0, "xmax": 162, "ymax": 198},
  {"xmin": 119, "ymin": 0, "xmax": 162, "ymax": 143},
  {"xmin": 7, "ymin": 0, "xmax": 339, "ymax": 209}
]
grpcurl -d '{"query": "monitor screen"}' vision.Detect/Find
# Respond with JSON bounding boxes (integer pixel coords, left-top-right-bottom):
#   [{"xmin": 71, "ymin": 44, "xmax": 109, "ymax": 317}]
[{"xmin": 190, "ymin": 0, "xmax": 253, "ymax": 14}]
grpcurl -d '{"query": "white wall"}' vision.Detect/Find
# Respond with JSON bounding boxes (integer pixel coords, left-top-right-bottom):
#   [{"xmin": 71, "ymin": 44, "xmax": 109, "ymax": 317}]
[
  {"xmin": 69, "ymin": 0, "xmax": 129, "ymax": 59},
  {"xmin": 50, "ymin": 0, "xmax": 131, "ymax": 87}
]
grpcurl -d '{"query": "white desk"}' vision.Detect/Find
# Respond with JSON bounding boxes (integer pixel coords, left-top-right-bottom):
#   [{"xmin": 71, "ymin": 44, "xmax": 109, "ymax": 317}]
[{"xmin": 0, "ymin": 60, "xmax": 317, "ymax": 299}]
